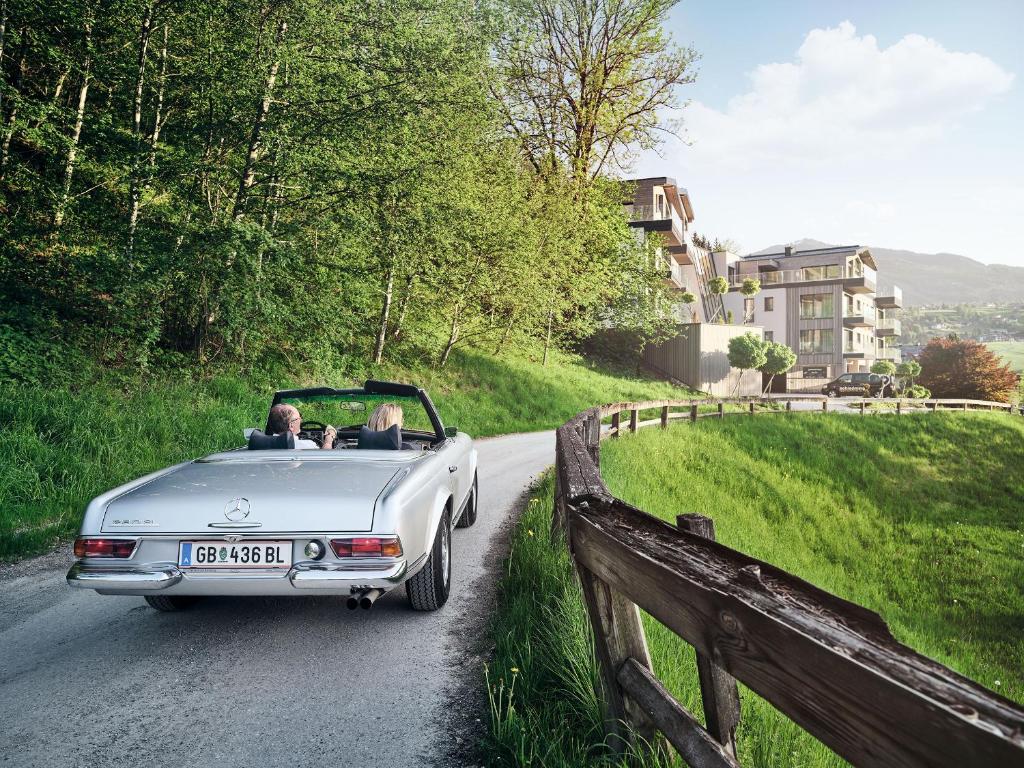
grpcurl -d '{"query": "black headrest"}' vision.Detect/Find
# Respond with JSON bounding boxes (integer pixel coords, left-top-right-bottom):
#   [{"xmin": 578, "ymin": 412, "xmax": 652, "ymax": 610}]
[
  {"xmin": 357, "ymin": 424, "xmax": 402, "ymax": 450},
  {"xmin": 248, "ymin": 430, "xmax": 295, "ymax": 450}
]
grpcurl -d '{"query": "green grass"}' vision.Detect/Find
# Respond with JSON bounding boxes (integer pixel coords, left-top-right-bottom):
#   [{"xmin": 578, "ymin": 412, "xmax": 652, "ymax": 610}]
[
  {"xmin": 988, "ymin": 341, "xmax": 1024, "ymax": 373},
  {"xmin": 600, "ymin": 413, "xmax": 1024, "ymax": 766},
  {"xmin": 488, "ymin": 412, "xmax": 1024, "ymax": 767},
  {"xmin": 0, "ymin": 349, "xmax": 690, "ymax": 561}
]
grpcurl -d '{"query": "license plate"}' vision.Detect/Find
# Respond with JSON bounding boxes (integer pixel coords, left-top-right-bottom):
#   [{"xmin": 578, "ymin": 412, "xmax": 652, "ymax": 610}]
[{"xmin": 179, "ymin": 540, "xmax": 292, "ymax": 569}]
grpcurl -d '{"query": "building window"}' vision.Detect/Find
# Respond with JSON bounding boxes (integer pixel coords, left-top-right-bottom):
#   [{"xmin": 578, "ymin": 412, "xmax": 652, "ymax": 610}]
[
  {"xmin": 801, "ymin": 264, "xmax": 842, "ymax": 281},
  {"xmin": 799, "ymin": 293, "xmax": 833, "ymax": 319},
  {"xmin": 743, "ymin": 298, "xmax": 755, "ymax": 324},
  {"xmin": 764, "ymin": 331, "xmax": 774, "ymax": 342},
  {"xmin": 800, "ymin": 329, "xmax": 833, "ymax": 354},
  {"xmin": 764, "ymin": 296, "xmax": 774, "ymax": 311}
]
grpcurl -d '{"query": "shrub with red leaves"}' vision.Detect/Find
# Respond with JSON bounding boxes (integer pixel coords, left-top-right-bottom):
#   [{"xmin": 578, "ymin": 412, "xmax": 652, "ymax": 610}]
[{"xmin": 917, "ymin": 336, "xmax": 1020, "ymax": 403}]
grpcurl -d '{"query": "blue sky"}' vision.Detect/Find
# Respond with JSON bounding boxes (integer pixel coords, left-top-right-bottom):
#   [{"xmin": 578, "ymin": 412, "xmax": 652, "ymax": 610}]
[{"xmin": 632, "ymin": 1, "xmax": 1023, "ymax": 266}]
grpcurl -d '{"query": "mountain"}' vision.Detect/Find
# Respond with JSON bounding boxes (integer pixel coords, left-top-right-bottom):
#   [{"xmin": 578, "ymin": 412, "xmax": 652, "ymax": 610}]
[{"xmin": 751, "ymin": 239, "xmax": 1024, "ymax": 306}]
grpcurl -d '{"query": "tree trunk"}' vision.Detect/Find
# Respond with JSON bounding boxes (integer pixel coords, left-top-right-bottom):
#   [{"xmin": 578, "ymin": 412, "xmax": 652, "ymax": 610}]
[
  {"xmin": 494, "ymin": 314, "xmax": 515, "ymax": 355},
  {"xmin": 53, "ymin": 16, "xmax": 94, "ymax": 230},
  {"xmin": 391, "ymin": 273, "xmax": 415, "ymax": 340},
  {"xmin": 372, "ymin": 258, "xmax": 394, "ymax": 365},
  {"xmin": 439, "ymin": 309, "xmax": 460, "ymax": 367},
  {"xmin": 0, "ymin": 27, "xmax": 27, "ymax": 180},
  {"xmin": 126, "ymin": 1, "xmax": 155, "ymax": 262},
  {"xmin": 542, "ymin": 309, "xmax": 553, "ymax": 366},
  {"xmin": 232, "ymin": 19, "xmax": 286, "ymax": 220},
  {"xmin": 0, "ymin": 1, "xmax": 7, "ymax": 118}
]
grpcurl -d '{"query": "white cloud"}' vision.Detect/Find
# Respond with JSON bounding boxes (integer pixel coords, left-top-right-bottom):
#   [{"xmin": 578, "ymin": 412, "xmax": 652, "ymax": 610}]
[{"xmin": 684, "ymin": 21, "xmax": 1014, "ymax": 170}]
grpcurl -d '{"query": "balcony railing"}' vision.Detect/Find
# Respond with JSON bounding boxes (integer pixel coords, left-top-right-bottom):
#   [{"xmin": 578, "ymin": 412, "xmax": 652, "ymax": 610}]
[
  {"xmin": 844, "ymin": 304, "xmax": 876, "ymax": 323},
  {"xmin": 626, "ymin": 204, "xmax": 685, "ymax": 245},
  {"xmin": 877, "ymin": 317, "xmax": 902, "ymax": 335},
  {"xmin": 728, "ymin": 265, "xmax": 878, "ymax": 290},
  {"xmin": 877, "ymin": 346, "xmax": 902, "ymax": 362},
  {"xmin": 877, "ymin": 286, "xmax": 903, "ymax": 307}
]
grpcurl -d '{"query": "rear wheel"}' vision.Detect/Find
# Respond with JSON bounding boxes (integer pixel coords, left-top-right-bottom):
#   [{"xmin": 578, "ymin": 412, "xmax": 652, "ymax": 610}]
[
  {"xmin": 407, "ymin": 508, "xmax": 451, "ymax": 611},
  {"xmin": 455, "ymin": 473, "xmax": 478, "ymax": 529},
  {"xmin": 144, "ymin": 595, "xmax": 198, "ymax": 612}
]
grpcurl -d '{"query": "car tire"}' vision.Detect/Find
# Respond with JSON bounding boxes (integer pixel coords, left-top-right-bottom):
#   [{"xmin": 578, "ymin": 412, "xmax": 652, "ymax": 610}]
[
  {"xmin": 455, "ymin": 473, "xmax": 478, "ymax": 529},
  {"xmin": 826, "ymin": 390, "xmax": 837, "ymax": 398},
  {"xmin": 144, "ymin": 595, "xmax": 198, "ymax": 612},
  {"xmin": 407, "ymin": 508, "xmax": 452, "ymax": 611}
]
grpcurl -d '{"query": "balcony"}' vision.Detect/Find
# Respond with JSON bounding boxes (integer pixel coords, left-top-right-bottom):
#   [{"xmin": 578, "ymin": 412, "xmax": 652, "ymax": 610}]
[
  {"xmin": 844, "ymin": 265, "xmax": 877, "ymax": 294},
  {"xmin": 876, "ymin": 285, "xmax": 903, "ymax": 309},
  {"xmin": 660, "ymin": 259, "xmax": 685, "ymax": 289},
  {"xmin": 626, "ymin": 203, "xmax": 685, "ymax": 247},
  {"xmin": 877, "ymin": 345, "xmax": 902, "ymax": 363},
  {"xmin": 876, "ymin": 316, "xmax": 901, "ymax": 336},
  {"xmin": 843, "ymin": 341, "xmax": 872, "ymax": 358},
  {"xmin": 843, "ymin": 303, "xmax": 876, "ymax": 327},
  {"xmin": 728, "ymin": 264, "xmax": 876, "ymax": 291}
]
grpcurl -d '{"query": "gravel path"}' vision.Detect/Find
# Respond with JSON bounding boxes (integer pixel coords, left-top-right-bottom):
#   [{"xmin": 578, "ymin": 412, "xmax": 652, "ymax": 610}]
[{"xmin": 0, "ymin": 430, "xmax": 555, "ymax": 768}]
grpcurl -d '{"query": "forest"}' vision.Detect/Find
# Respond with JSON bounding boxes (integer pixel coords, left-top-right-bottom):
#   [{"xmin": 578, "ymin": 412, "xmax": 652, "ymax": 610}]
[{"xmin": 0, "ymin": 0, "xmax": 697, "ymax": 384}]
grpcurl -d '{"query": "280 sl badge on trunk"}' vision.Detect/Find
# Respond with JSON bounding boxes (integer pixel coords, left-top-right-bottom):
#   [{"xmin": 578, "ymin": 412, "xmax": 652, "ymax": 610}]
[{"xmin": 67, "ymin": 381, "xmax": 479, "ymax": 613}]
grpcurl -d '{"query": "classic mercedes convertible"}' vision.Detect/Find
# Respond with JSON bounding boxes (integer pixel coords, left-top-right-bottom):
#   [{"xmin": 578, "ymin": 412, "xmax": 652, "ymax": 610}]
[{"xmin": 67, "ymin": 381, "xmax": 478, "ymax": 612}]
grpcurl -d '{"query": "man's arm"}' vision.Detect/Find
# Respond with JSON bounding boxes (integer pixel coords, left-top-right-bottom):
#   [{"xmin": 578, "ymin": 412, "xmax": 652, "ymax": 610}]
[{"xmin": 321, "ymin": 425, "xmax": 337, "ymax": 449}]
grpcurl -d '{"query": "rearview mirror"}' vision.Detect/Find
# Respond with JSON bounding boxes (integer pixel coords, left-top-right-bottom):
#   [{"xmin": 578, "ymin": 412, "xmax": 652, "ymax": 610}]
[{"xmin": 444, "ymin": 426, "xmax": 458, "ymax": 438}]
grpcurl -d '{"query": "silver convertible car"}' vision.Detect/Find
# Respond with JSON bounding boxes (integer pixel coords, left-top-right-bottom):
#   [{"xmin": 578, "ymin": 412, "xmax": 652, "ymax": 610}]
[{"xmin": 67, "ymin": 381, "xmax": 478, "ymax": 612}]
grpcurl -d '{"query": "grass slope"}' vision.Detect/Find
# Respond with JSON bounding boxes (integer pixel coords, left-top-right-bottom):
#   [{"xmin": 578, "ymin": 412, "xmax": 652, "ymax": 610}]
[
  {"xmin": 600, "ymin": 413, "xmax": 1024, "ymax": 766},
  {"xmin": 0, "ymin": 350, "xmax": 688, "ymax": 561},
  {"xmin": 988, "ymin": 341, "xmax": 1024, "ymax": 373},
  {"xmin": 487, "ymin": 412, "xmax": 1024, "ymax": 767}
]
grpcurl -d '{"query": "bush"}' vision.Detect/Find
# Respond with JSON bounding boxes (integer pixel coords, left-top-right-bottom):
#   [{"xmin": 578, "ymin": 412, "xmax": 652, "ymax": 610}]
[
  {"xmin": 740, "ymin": 277, "xmax": 761, "ymax": 297},
  {"xmin": 904, "ymin": 385, "xmax": 931, "ymax": 399},
  {"xmin": 918, "ymin": 336, "xmax": 1019, "ymax": 402}
]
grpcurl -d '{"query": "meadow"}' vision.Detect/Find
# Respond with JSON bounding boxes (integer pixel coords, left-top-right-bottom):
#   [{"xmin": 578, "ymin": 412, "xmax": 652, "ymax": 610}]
[
  {"xmin": 0, "ymin": 350, "xmax": 689, "ymax": 561},
  {"xmin": 487, "ymin": 412, "xmax": 1024, "ymax": 767},
  {"xmin": 988, "ymin": 341, "xmax": 1024, "ymax": 373}
]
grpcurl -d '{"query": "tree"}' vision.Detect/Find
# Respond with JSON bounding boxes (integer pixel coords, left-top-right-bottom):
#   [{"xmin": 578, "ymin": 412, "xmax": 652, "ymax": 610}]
[
  {"xmin": 759, "ymin": 341, "xmax": 796, "ymax": 395},
  {"xmin": 918, "ymin": 336, "xmax": 1020, "ymax": 402},
  {"xmin": 739, "ymin": 277, "xmax": 761, "ymax": 297},
  {"xmin": 727, "ymin": 332, "xmax": 767, "ymax": 396},
  {"xmin": 679, "ymin": 290, "xmax": 696, "ymax": 322},
  {"xmin": 895, "ymin": 360, "xmax": 921, "ymax": 393},
  {"xmin": 871, "ymin": 360, "xmax": 897, "ymax": 397},
  {"xmin": 493, "ymin": 0, "xmax": 697, "ymax": 189}
]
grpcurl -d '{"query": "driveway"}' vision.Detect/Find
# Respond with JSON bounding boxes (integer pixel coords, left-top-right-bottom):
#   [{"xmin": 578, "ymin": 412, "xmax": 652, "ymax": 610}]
[{"xmin": 0, "ymin": 430, "xmax": 555, "ymax": 768}]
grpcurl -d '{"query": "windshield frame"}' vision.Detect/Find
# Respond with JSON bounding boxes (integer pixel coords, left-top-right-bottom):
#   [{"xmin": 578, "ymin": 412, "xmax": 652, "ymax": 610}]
[{"xmin": 268, "ymin": 380, "xmax": 446, "ymax": 443}]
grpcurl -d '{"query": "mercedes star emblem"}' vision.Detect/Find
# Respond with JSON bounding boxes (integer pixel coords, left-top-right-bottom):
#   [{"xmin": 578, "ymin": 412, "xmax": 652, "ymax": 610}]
[{"xmin": 223, "ymin": 497, "xmax": 251, "ymax": 521}]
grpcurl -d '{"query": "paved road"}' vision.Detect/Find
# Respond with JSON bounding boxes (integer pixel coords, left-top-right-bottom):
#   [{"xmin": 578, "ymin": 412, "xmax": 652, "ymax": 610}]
[{"xmin": 0, "ymin": 430, "xmax": 555, "ymax": 768}]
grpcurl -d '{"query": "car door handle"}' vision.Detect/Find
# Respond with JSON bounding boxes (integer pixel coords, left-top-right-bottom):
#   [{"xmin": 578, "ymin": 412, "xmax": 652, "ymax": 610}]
[{"xmin": 449, "ymin": 466, "xmax": 458, "ymax": 473}]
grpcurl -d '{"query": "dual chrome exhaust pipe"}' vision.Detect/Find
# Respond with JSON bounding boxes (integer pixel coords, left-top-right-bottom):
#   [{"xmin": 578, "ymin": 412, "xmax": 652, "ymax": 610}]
[{"xmin": 347, "ymin": 588, "xmax": 384, "ymax": 610}]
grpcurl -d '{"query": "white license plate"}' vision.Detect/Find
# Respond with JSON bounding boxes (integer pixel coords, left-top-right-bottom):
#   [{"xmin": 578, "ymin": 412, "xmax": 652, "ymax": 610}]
[{"xmin": 179, "ymin": 540, "xmax": 292, "ymax": 569}]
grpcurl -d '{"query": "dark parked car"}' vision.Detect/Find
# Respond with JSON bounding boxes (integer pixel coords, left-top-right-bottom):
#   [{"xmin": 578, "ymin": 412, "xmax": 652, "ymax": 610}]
[{"xmin": 821, "ymin": 372, "xmax": 891, "ymax": 397}]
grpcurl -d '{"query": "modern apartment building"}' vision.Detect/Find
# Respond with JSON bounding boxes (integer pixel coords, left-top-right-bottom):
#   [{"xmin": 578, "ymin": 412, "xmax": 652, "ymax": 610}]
[
  {"xmin": 715, "ymin": 245, "xmax": 903, "ymax": 392},
  {"xmin": 623, "ymin": 177, "xmax": 725, "ymax": 323}
]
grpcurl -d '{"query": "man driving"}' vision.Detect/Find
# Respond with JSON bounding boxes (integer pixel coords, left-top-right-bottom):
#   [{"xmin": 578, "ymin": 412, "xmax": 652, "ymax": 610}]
[{"xmin": 267, "ymin": 404, "xmax": 336, "ymax": 449}]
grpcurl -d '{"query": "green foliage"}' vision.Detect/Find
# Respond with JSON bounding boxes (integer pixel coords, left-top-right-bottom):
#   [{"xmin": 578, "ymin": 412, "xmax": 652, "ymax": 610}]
[
  {"xmin": 599, "ymin": 414, "xmax": 1024, "ymax": 765},
  {"xmin": 759, "ymin": 341, "xmax": 796, "ymax": 394},
  {"xmin": 739, "ymin": 277, "xmax": 761, "ymax": 297},
  {"xmin": 904, "ymin": 385, "xmax": 931, "ymax": 399},
  {"xmin": 679, "ymin": 290, "xmax": 696, "ymax": 305},
  {"xmin": 708, "ymin": 276, "xmax": 729, "ymax": 295},
  {"xmin": 871, "ymin": 360, "xmax": 897, "ymax": 376},
  {"xmin": 727, "ymin": 332, "xmax": 767, "ymax": 372}
]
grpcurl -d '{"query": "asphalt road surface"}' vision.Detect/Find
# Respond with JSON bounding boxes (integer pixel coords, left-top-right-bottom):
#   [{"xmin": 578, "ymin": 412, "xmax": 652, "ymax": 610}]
[{"xmin": 0, "ymin": 430, "xmax": 555, "ymax": 768}]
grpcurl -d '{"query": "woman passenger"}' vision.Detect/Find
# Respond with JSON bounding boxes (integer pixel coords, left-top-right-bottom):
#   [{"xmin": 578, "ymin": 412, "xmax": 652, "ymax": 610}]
[{"xmin": 367, "ymin": 403, "xmax": 403, "ymax": 432}]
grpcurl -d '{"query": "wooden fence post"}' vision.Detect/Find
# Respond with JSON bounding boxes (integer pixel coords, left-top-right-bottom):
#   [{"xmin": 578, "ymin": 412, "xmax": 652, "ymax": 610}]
[
  {"xmin": 963, "ymin": 402, "xmax": 968, "ymax": 412},
  {"xmin": 786, "ymin": 400, "xmax": 792, "ymax": 412},
  {"xmin": 859, "ymin": 401, "xmax": 865, "ymax": 416},
  {"xmin": 676, "ymin": 514, "xmax": 742, "ymax": 759},
  {"xmin": 896, "ymin": 400, "xmax": 902, "ymax": 416},
  {"xmin": 576, "ymin": 556, "xmax": 660, "ymax": 756},
  {"xmin": 717, "ymin": 403, "xmax": 725, "ymax": 419},
  {"xmin": 749, "ymin": 402, "xmax": 755, "ymax": 416},
  {"xmin": 587, "ymin": 415, "xmax": 601, "ymax": 468},
  {"xmin": 822, "ymin": 399, "xmax": 829, "ymax": 412},
  {"xmin": 690, "ymin": 403, "xmax": 698, "ymax": 423},
  {"xmin": 661, "ymin": 405, "xmax": 670, "ymax": 429},
  {"xmin": 630, "ymin": 409, "xmax": 639, "ymax": 433},
  {"xmin": 611, "ymin": 411, "xmax": 620, "ymax": 439}
]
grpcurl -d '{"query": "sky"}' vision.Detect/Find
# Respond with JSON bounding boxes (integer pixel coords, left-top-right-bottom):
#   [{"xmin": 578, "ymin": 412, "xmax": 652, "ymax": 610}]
[{"xmin": 630, "ymin": 0, "xmax": 1024, "ymax": 265}]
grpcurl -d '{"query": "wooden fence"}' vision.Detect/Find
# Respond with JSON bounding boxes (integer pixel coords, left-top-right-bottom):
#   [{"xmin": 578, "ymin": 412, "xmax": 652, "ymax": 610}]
[{"xmin": 553, "ymin": 397, "xmax": 1024, "ymax": 767}]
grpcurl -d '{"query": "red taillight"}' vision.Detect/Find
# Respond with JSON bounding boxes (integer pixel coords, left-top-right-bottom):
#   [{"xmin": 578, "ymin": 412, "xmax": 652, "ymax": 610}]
[
  {"xmin": 330, "ymin": 537, "xmax": 402, "ymax": 558},
  {"xmin": 73, "ymin": 538, "xmax": 137, "ymax": 558}
]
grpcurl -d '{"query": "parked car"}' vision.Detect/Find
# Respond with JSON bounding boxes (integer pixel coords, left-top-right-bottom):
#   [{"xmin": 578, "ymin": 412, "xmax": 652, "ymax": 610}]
[
  {"xmin": 821, "ymin": 372, "xmax": 891, "ymax": 397},
  {"xmin": 67, "ymin": 380, "xmax": 478, "ymax": 613}
]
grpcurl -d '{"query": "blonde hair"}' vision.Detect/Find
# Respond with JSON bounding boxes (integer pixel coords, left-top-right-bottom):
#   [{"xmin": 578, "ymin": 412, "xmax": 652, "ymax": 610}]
[{"xmin": 367, "ymin": 403, "xmax": 403, "ymax": 431}]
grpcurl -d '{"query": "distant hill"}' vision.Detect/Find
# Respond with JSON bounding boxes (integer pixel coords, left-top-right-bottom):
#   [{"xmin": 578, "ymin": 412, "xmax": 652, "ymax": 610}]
[{"xmin": 751, "ymin": 239, "xmax": 1024, "ymax": 306}]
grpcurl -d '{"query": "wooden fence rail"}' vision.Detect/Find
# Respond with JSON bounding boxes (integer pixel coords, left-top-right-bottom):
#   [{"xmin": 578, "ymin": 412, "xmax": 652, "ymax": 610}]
[{"xmin": 553, "ymin": 397, "xmax": 1024, "ymax": 767}]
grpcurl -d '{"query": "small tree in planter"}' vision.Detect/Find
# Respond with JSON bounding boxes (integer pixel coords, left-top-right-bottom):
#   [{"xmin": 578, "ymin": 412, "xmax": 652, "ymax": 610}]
[
  {"xmin": 679, "ymin": 290, "xmax": 697, "ymax": 322},
  {"xmin": 895, "ymin": 360, "xmax": 921, "ymax": 393},
  {"xmin": 727, "ymin": 332, "xmax": 768, "ymax": 396},
  {"xmin": 740, "ymin": 277, "xmax": 761, "ymax": 297},
  {"xmin": 759, "ymin": 341, "xmax": 796, "ymax": 395},
  {"xmin": 871, "ymin": 360, "xmax": 897, "ymax": 397},
  {"xmin": 708, "ymin": 276, "xmax": 729, "ymax": 322}
]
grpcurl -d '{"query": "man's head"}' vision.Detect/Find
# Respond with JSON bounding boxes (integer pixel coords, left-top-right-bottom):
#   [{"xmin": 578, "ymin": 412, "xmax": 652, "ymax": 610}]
[{"xmin": 268, "ymin": 404, "xmax": 301, "ymax": 435}]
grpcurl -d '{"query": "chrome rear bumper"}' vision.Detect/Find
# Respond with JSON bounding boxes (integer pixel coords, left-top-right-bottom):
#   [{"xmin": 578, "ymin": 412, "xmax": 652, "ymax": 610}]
[{"xmin": 66, "ymin": 557, "xmax": 420, "ymax": 595}]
